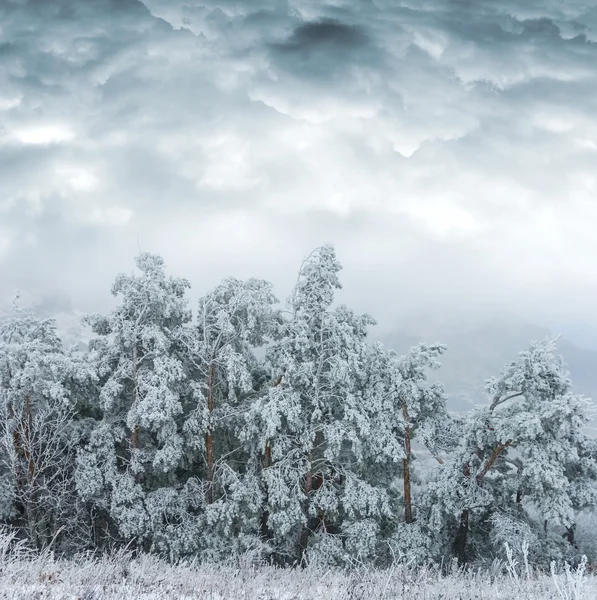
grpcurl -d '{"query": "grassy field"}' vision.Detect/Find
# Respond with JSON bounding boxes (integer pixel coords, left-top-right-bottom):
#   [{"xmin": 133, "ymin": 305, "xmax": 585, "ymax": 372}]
[{"xmin": 1, "ymin": 534, "xmax": 595, "ymax": 599}]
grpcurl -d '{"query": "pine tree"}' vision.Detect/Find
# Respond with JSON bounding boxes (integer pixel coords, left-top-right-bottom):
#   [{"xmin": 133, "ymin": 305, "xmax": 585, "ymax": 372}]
[
  {"xmin": 245, "ymin": 246, "xmax": 387, "ymax": 565},
  {"xmin": 176, "ymin": 276, "xmax": 278, "ymax": 559},
  {"xmin": 76, "ymin": 253, "xmax": 191, "ymax": 551},
  {"xmin": 362, "ymin": 341, "xmax": 450, "ymax": 562},
  {"xmin": 427, "ymin": 337, "xmax": 597, "ymax": 565}
]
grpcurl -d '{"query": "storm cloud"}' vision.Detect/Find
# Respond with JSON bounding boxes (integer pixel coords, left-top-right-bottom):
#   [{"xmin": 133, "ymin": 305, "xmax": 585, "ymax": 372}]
[{"xmin": 1, "ymin": 0, "xmax": 596, "ymax": 334}]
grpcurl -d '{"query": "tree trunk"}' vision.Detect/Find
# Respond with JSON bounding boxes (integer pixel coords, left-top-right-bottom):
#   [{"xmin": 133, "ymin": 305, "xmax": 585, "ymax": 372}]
[
  {"xmin": 259, "ymin": 440, "xmax": 272, "ymax": 541},
  {"xmin": 454, "ymin": 462, "xmax": 471, "ymax": 565},
  {"xmin": 130, "ymin": 341, "xmax": 140, "ymax": 483},
  {"xmin": 23, "ymin": 394, "xmax": 35, "ymax": 479},
  {"xmin": 260, "ymin": 376, "xmax": 283, "ymax": 543},
  {"xmin": 455, "ymin": 442, "xmax": 512, "ymax": 564},
  {"xmin": 401, "ymin": 399, "xmax": 413, "ymax": 523},
  {"xmin": 298, "ymin": 432, "xmax": 322, "ymax": 567},
  {"xmin": 564, "ymin": 524, "xmax": 577, "ymax": 549},
  {"xmin": 475, "ymin": 441, "xmax": 511, "ymax": 483},
  {"xmin": 297, "ymin": 461, "xmax": 313, "ymax": 567},
  {"xmin": 205, "ymin": 363, "xmax": 216, "ymax": 504},
  {"xmin": 131, "ymin": 425, "xmax": 139, "ymax": 449},
  {"xmin": 455, "ymin": 509, "xmax": 470, "ymax": 565},
  {"xmin": 21, "ymin": 394, "xmax": 42, "ymax": 549},
  {"xmin": 8, "ymin": 401, "xmax": 25, "ymax": 494}
]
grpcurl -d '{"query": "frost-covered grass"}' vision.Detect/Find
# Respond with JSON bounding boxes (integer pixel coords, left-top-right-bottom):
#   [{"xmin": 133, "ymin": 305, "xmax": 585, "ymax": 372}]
[{"xmin": 1, "ymin": 536, "xmax": 596, "ymax": 600}]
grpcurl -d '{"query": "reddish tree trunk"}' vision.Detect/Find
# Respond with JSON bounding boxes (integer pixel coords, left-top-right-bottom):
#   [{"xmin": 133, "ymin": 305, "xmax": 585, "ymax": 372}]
[
  {"xmin": 259, "ymin": 439, "xmax": 272, "ymax": 541},
  {"xmin": 130, "ymin": 342, "xmax": 140, "ymax": 464},
  {"xmin": 298, "ymin": 429, "xmax": 323, "ymax": 566},
  {"xmin": 264, "ymin": 440, "xmax": 271, "ymax": 468},
  {"xmin": 455, "ymin": 509, "xmax": 470, "ymax": 565},
  {"xmin": 297, "ymin": 461, "xmax": 314, "ymax": 566},
  {"xmin": 476, "ymin": 440, "xmax": 512, "ymax": 484},
  {"xmin": 131, "ymin": 425, "xmax": 139, "ymax": 449}
]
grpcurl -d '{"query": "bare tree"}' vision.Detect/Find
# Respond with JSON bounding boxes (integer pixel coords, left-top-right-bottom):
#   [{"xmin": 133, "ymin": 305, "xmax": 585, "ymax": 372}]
[{"xmin": 0, "ymin": 395, "xmax": 84, "ymax": 549}]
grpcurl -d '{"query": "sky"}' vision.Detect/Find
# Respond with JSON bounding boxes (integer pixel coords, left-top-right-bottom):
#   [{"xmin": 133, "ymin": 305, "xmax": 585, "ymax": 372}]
[{"xmin": 1, "ymin": 0, "xmax": 596, "ymax": 339}]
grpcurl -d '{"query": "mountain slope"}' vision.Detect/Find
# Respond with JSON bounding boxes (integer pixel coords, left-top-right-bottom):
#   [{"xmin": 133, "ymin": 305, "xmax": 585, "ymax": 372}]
[{"xmin": 376, "ymin": 311, "xmax": 597, "ymax": 431}]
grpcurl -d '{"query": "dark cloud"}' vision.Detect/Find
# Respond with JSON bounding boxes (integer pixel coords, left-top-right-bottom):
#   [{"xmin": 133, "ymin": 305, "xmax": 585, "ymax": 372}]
[
  {"xmin": 266, "ymin": 18, "xmax": 376, "ymax": 81},
  {"xmin": 278, "ymin": 19, "xmax": 369, "ymax": 50}
]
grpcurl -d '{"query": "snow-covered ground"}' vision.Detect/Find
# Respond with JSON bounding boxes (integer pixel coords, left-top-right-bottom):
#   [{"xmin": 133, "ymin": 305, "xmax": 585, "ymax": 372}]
[{"xmin": 1, "ymin": 543, "xmax": 595, "ymax": 600}]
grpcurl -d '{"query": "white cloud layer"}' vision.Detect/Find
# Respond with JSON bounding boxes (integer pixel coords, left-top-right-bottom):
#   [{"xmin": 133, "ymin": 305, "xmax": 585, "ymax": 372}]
[{"xmin": 1, "ymin": 0, "xmax": 596, "ymax": 333}]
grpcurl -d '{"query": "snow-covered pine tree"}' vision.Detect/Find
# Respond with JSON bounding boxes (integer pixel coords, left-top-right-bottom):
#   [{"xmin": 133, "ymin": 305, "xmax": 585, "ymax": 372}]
[
  {"xmin": 562, "ymin": 433, "xmax": 597, "ymax": 550},
  {"xmin": 364, "ymin": 342, "xmax": 449, "ymax": 562},
  {"xmin": 0, "ymin": 309, "xmax": 95, "ymax": 550},
  {"xmin": 427, "ymin": 337, "xmax": 597, "ymax": 565},
  {"xmin": 245, "ymin": 246, "xmax": 388, "ymax": 566},
  {"xmin": 75, "ymin": 253, "xmax": 191, "ymax": 552},
  {"xmin": 176, "ymin": 276, "xmax": 278, "ymax": 559}
]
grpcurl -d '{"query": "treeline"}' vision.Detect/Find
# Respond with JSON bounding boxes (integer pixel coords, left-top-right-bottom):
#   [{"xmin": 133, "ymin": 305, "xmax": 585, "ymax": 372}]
[{"xmin": 0, "ymin": 246, "xmax": 596, "ymax": 567}]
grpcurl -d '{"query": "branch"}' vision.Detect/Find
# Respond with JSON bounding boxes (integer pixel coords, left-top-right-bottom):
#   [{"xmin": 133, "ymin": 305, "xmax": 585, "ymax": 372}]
[
  {"xmin": 476, "ymin": 440, "xmax": 512, "ymax": 484},
  {"xmin": 425, "ymin": 444, "xmax": 445, "ymax": 465},
  {"xmin": 489, "ymin": 391, "xmax": 523, "ymax": 414},
  {"xmin": 503, "ymin": 456, "xmax": 524, "ymax": 473}
]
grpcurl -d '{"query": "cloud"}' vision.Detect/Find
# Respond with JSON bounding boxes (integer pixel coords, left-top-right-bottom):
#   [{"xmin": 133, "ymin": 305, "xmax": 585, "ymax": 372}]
[
  {"xmin": 12, "ymin": 124, "xmax": 76, "ymax": 145},
  {"xmin": 0, "ymin": 0, "xmax": 596, "ymax": 335},
  {"xmin": 272, "ymin": 18, "xmax": 370, "ymax": 53}
]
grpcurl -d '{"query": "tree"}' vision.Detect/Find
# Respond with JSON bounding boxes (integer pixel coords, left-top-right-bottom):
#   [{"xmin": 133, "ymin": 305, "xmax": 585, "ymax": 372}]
[
  {"xmin": 370, "ymin": 343, "xmax": 448, "ymax": 523},
  {"xmin": 76, "ymin": 253, "xmax": 191, "ymax": 551},
  {"xmin": 245, "ymin": 246, "xmax": 387, "ymax": 566},
  {"xmin": 176, "ymin": 276, "xmax": 278, "ymax": 559},
  {"xmin": 0, "ymin": 310, "xmax": 95, "ymax": 550},
  {"xmin": 359, "ymin": 342, "xmax": 450, "ymax": 563},
  {"xmin": 427, "ymin": 337, "xmax": 597, "ymax": 565}
]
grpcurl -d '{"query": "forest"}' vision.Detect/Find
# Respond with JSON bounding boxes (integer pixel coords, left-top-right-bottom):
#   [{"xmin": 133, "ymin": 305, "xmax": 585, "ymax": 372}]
[{"xmin": 1, "ymin": 245, "xmax": 596, "ymax": 570}]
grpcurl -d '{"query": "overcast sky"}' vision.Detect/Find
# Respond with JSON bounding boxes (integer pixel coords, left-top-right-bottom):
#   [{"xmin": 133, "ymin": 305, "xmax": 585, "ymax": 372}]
[{"xmin": 1, "ymin": 0, "xmax": 596, "ymax": 337}]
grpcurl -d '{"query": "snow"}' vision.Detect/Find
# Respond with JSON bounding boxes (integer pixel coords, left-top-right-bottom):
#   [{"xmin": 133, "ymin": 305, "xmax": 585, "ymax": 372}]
[{"xmin": 0, "ymin": 545, "xmax": 595, "ymax": 599}]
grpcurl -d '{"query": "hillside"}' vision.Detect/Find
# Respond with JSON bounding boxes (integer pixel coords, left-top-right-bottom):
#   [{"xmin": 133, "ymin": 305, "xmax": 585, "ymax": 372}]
[{"xmin": 376, "ymin": 311, "xmax": 597, "ymax": 431}]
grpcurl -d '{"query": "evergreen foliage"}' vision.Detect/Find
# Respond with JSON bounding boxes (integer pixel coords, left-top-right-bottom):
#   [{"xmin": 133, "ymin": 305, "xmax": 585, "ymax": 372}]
[{"xmin": 1, "ymin": 248, "xmax": 595, "ymax": 567}]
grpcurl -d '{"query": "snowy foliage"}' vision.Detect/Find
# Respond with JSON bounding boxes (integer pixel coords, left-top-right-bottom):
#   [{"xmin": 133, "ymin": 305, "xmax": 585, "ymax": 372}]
[
  {"xmin": 76, "ymin": 253, "xmax": 192, "ymax": 551},
  {"xmin": 245, "ymin": 246, "xmax": 388, "ymax": 565},
  {"xmin": 365, "ymin": 343, "xmax": 450, "ymax": 503},
  {"xmin": 0, "ymin": 310, "xmax": 95, "ymax": 550},
  {"xmin": 0, "ymin": 247, "xmax": 595, "ymax": 571},
  {"xmin": 425, "ymin": 338, "xmax": 596, "ymax": 565}
]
